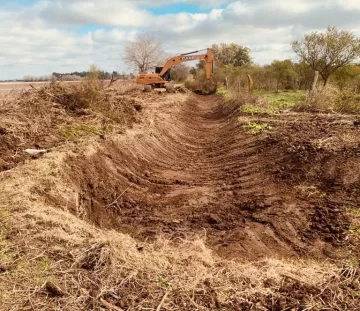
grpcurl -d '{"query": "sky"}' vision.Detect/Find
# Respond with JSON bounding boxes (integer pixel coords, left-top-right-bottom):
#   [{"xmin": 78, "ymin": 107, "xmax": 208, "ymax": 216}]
[{"xmin": 1, "ymin": 0, "xmax": 360, "ymax": 80}]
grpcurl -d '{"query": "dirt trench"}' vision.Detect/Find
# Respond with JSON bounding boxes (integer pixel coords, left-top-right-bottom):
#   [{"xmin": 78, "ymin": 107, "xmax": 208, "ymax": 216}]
[{"xmin": 63, "ymin": 94, "xmax": 355, "ymax": 260}]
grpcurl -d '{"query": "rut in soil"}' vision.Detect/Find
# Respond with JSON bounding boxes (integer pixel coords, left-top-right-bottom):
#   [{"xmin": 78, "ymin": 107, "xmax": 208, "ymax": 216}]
[{"xmin": 65, "ymin": 94, "xmax": 349, "ymax": 260}]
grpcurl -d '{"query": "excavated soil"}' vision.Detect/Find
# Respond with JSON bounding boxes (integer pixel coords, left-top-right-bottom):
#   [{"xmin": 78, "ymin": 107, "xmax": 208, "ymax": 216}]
[
  {"xmin": 64, "ymin": 94, "xmax": 360, "ymax": 260},
  {"xmin": 0, "ymin": 85, "xmax": 142, "ymax": 172}
]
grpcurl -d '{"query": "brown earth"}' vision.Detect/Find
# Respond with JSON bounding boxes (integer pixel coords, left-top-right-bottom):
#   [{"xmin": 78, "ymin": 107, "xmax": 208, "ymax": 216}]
[
  {"xmin": 0, "ymin": 82, "xmax": 142, "ymax": 172},
  {"xmin": 62, "ymin": 94, "xmax": 360, "ymax": 261},
  {"xmin": 1, "ymin": 86, "xmax": 360, "ymax": 310}
]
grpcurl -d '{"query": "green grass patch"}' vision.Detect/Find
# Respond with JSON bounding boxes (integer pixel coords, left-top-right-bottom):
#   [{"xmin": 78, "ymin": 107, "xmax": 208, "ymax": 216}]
[
  {"xmin": 0, "ymin": 210, "xmax": 10, "ymax": 218},
  {"xmin": 243, "ymin": 122, "xmax": 271, "ymax": 134},
  {"xmin": 59, "ymin": 124, "xmax": 104, "ymax": 140},
  {"xmin": 254, "ymin": 90, "xmax": 306, "ymax": 109},
  {"xmin": 242, "ymin": 104, "xmax": 274, "ymax": 115},
  {"xmin": 346, "ymin": 206, "xmax": 360, "ymax": 240},
  {"xmin": 216, "ymin": 86, "xmax": 228, "ymax": 96}
]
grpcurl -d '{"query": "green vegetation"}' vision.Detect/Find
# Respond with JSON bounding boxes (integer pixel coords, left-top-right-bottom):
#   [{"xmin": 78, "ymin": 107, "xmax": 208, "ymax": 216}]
[
  {"xmin": 347, "ymin": 206, "xmax": 360, "ymax": 239},
  {"xmin": 216, "ymin": 86, "xmax": 228, "ymax": 96},
  {"xmin": 186, "ymin": 27, "xmax": 360, "ymax": 115},
  {"xmin": 292, "ymin": 26, "xmax": 360, "ymax": 86},
  {"xmin": 243, "ymin": 122, "xmax": 271, "ymax": 134},
  {"xmin": 59, "ymin": 124, "xmax": 104, "ymax": 140},
  {"xmin": 242, "ymin": 104, "xmax": 274, "ymax": 115},
  {"xmin": 254, "ymin": 90, "xmax": 306, "ymax": 109},
  {"xmin": 0, "ymin": 210, "xmax": 10, "ymax": 218}
]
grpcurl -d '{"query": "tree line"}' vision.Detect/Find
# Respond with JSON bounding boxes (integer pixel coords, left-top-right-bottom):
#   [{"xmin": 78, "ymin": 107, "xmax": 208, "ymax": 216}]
[
  {"xmin": 122, "ymin": 27, "xmax": 360, "ymax": 93},
  {"xmin": 21, "ymin": 71, "xmax": 135, "ymax": 82},
  {"xmin": 190, "ymin": 27, "xmax": 360, "ymax": 92}
]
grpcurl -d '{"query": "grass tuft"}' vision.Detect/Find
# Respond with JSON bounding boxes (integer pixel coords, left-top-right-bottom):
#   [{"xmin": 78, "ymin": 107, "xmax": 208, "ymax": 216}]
[{"xmin": 243, "ymin": 122, "xmax": 271, "ymax": 134}]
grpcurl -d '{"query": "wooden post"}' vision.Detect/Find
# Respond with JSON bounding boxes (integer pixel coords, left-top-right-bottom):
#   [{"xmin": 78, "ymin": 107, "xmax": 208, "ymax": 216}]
[
  {"xmin": 311, "ymin": 71, "xmax": 319, "ymax": 92},
  {"xmin": 247, "ymin": 74, "xmax": 254, "ymax": 93}
]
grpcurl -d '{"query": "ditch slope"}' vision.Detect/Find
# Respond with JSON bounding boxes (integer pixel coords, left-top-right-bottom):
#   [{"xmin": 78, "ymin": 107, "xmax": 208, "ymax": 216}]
[
  {"xmin": 64, "ymin": 94, "xmax": 359, "ymax": 260},
  {"xmin": 2, "ymin": 89, "xmax": 360, "ymax": 310}
]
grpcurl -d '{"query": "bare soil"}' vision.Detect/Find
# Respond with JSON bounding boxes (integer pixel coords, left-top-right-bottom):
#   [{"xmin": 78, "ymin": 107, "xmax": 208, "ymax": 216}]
[
  {"xmin": 1, "ymin": 86, "xmax": 360, "ymax": 310},
  {"xmin": 63, "ymin": 94, "xmax": 360, "ymax": 261}
]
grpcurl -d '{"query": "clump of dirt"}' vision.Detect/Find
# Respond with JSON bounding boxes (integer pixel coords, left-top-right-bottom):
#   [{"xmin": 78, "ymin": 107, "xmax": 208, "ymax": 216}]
[{"xmin": 0, "ymin": 82, "xmax": 144, "ymax": 172}]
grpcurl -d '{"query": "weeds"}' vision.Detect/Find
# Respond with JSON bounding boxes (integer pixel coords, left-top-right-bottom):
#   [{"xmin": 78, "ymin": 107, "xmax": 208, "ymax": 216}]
[
  {"xmin": 243, "ymin": 122, "xmax": 271, "ymax": 134},
  {"xmin": 293, "ymin": 86, "xmax": 360, "ymax": 114},
  {"xmin": 242, "ymin": 104, "xmax": 274, "ymax": 115},
  {"xmin": 216, "ymin": 86, "xmax": 228, "ymax": 96},
  {"xmin": 184, "ymin": 79, "xmax": 218, "ymax": 94},
  {"xmin": 0, "ymin": 76, "xmax": 142, "ymax": 173},
  {"xmin": 294, "ymin": 185, "xmax": 327, "ymax": 198},
  {"xmin": 347, "ymin": 206, "xmax": 360, "ymax": 241},
  {"xmin": 59, "ymin": 124, "xmax": 104, "ymax": 140},
  {"xmin": 255, "ymin": 90, "xmax": 306, "ymax": 109}
]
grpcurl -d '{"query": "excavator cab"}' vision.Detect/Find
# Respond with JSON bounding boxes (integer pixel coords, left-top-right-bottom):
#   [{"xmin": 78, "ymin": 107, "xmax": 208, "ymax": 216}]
[{"xmin": 155, "ymin": 67, "xmax": 171, "ymax": 81}]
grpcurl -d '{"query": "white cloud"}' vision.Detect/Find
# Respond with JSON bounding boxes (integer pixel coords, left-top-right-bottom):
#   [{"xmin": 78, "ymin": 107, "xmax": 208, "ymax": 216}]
[{"xmin": 1, "ymin": 0, "xmax": 360, "ymax": 79}]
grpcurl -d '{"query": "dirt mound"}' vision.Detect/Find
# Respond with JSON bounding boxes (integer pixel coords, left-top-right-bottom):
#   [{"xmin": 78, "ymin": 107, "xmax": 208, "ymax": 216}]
[
  {"xmin": 62, "ymin": 95, "xmax": 359, "ymax": 261},
  {"xmin": 0, "ymin": 82, "xmax": 143, "ymax": 173}
]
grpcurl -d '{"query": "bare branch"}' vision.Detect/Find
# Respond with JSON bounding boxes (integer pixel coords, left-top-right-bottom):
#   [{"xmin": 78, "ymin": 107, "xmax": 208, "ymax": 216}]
[{"xmin": 122, "ymin": 33, "xmax": 166, "ymax": 73}]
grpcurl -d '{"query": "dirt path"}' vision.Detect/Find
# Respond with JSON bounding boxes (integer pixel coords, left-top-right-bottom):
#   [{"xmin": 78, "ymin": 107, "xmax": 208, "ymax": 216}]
[{"xmin": 65, "ymin": 94, "xmax": 355, "ymax": 260}]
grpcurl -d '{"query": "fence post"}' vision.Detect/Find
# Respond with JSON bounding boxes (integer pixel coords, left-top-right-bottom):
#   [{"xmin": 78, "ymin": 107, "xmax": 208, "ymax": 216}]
[
  {"xmin": 311, "ymin": 71, "xmax": 319, "ymax": 92},
  {"xmin": 247, "ymin": 74, "xmax": 254, "ymax": 93}
]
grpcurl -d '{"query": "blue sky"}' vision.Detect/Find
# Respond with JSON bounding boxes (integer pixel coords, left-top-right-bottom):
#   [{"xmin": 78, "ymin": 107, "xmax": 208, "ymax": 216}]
[
  {"xmin": 0, "ymin": 0, "xmax": 360, "ymax": 80},
  {"xmin": 148, "ymin": 3, "xmax": 209, "ymax": 15}
]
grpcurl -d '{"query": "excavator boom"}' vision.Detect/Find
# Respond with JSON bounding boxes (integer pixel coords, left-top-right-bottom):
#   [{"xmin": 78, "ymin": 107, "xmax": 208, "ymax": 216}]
[{"xmin": 136, "ymin": 48, "xmax": 214, "ymax": 87}]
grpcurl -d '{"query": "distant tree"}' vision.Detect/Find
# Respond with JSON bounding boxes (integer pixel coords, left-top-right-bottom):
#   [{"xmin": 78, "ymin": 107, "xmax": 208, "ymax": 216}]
[
  {"xmin": 292, "ymin": 62, "xmax": 314, "ymax": 90},
  {"xmin": 270, "ymin": 59, "xmax": 297, "ymax": 90},
  {"xmin": 212, "ymin": 43, "xmax": 252, "ymax": 67},
  {"xmin": 292, "ymin": 26, "xmax": 360, "ymax": 86},
  {"xmin": 87, "ymin": 64, "xmax": 101, "ymax": 80},
  {"xmin": 123, "ymin": 33, "xmax": 166, "ymax": 73},
  {"xmin": 171, "ymin": 64, "xmax": 190, "ymax": 82},
  {"xmin": 331, "ymin": 64, "xmax": 360, "ymax": 91},
  {"xmin": 189, "ymin": 67, "xmax": 197, "ymax": 76}
]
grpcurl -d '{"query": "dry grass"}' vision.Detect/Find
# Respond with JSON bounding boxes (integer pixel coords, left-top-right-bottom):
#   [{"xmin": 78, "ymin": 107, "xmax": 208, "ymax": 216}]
[
  {"xmin": 293, "ymin": 86, "xmax": 360, "ymax": 114},
  {"xmin": 1, "ymin": 84, "xmax": 359, "ymax": 310},
  {"xmin": 184, "ymin": 79, "xmax": 218, "ymax": 95},
  {"xmin": 0, "ymin": 80, "xmax": 143, "ymax": 172},
  {"xmin": 0, "ymin": 149, "xmax": 359, "ymax": 311}
]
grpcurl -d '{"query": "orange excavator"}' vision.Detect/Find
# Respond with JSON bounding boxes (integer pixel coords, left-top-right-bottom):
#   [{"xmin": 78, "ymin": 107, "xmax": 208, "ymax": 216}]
[{"xmin": 136, "ymin": 48, "xmax": 214, "ymax": 89}]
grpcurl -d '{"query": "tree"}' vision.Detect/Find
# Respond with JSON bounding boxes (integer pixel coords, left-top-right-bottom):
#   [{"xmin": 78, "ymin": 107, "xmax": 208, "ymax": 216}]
[
  {"xmin": 211, "ymin": 43, "xmax": 252, "ymax": 67},
  {"xmin": 292, "ymin": 26, "xmax": 360, "ymax": 86},
  {"xmin": 270, "ymin": 59, "xmax": 297, "ymax": 90},
  {"xmin": 171, "ymin": 64, "xmax": 190, "ymax": 82},
  {"xmin": 331, "ymin": 64, "xmax": 360, "ymax": 91},
  {"xmin": 123, "ymin": 33, "xmax": 166, "ymax": 73},
  {"xmin": 292, "ymin": 61, "xmax": 314, "ymax": 90}
]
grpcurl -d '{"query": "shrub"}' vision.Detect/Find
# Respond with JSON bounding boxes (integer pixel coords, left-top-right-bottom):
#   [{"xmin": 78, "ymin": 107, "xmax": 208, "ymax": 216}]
[
  {"xmin": 184, "ymin": 79, "xmax": 218, "ymax": 95},
  {"xmin": 293, "ymin": 86, "xmax": 360, "ymax": 114}
]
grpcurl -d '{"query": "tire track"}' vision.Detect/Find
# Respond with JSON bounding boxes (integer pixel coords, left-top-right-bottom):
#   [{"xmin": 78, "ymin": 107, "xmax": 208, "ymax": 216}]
[{"xmin": 67, "ymin": 94, "xmax": 329, "ymax": 260}]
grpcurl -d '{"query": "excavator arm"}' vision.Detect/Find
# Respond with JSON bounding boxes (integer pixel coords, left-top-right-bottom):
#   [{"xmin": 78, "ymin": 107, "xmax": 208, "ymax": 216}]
[
  {"xmin": 159, "ymin": 48, "xmax": 214, "ymax": 80},
  {"xmin": 136, "ymin": 48, "xmax": 214, "ymax": 87}
]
